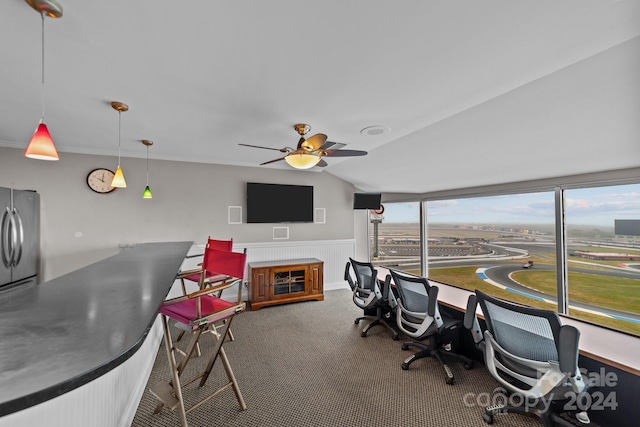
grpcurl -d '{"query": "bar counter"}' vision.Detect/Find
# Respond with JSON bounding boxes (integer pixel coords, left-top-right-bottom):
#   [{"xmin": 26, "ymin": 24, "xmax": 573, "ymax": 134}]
[{"xmin": 0, "ymin": 241, "xmax": 193, "ymax": 417}]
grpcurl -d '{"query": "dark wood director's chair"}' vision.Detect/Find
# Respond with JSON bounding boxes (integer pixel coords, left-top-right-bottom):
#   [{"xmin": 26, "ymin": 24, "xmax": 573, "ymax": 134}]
[{"xmin": 150, "ymin": 249, "xmax": 248, "ymax": 427}]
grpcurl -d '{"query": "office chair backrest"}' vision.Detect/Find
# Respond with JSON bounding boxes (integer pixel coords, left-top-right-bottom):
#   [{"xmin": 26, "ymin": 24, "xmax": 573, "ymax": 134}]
[
  {"xmin": 476, "ymin": 290, "xmax": 560, "ymax": 363},
  {"xmin": 389, "ymin": 269, "xmax": 443, "ymax": 335},
  {"xmin": 388, "ymin": 269, "xmax": 430, "ymax": 314},
  {"xmin": 348, "ymin": 257, "xmax": 378, "ymax": 291},
  {"xmin": 467, "ymin": 289, "xmax": 589, "ymax": 425}
]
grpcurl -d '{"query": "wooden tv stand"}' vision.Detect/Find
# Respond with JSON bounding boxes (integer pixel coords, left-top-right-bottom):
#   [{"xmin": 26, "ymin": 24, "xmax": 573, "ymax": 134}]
[{"xmin": 248, "ymin": 258, "xmax": 324, "ymax": 310}]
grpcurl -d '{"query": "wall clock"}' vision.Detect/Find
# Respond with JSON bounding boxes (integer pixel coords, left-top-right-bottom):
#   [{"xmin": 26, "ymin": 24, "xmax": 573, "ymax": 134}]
[{"xmin": 87, "ymin": 168, "xmax": 117, "ymax": 194}]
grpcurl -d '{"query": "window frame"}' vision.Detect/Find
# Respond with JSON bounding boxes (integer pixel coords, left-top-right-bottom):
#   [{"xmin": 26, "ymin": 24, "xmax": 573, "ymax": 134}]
[{"xmin": 374, "ymin": 169, "xmax": 640, "ymax": 334}]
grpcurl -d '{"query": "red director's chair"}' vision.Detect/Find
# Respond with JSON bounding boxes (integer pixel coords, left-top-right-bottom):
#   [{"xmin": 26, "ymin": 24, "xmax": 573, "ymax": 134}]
[{"xmin": 150, "ymin": 249, "xmax": 247, "ymax": 426}]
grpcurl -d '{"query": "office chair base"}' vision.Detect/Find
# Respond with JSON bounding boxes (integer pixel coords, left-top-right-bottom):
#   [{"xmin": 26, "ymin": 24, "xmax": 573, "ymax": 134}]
[
  {"xmin": 360, "ymin": 317, "xmax": 399, "ymax": 340},
  {"xmin": 483, "ymin": 404, "xmax": 592, "ymax": 427},
  {"xmin": 401, "ymin": 340, "xmax": 473, "ymax": 384}
]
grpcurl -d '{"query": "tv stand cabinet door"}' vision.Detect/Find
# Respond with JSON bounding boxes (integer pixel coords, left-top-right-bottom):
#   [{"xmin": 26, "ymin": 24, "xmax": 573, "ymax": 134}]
[
  {"xmin": 250, "ymin": 267, "xmax": 270, "ymax": 306},
  {"xmin": 308, "ymin": 262, "xmax": 323, "ymax": 296},
  {"xmin": 270, "ymin": 265, "xmax": 308, "ymax": 299}
]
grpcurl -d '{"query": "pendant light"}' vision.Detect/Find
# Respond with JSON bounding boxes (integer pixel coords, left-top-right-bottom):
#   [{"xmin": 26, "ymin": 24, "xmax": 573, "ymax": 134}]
[
  {"xmin": 110, "ymin": 101, "xmax": 128, "ymax": 187},
  {"xmin": 24, "ymin": 0, "xmax": 63, "ymax": 161},
  {"xmin": 141, "ymin": 140, "xmax": 153, "ymax": 199}
]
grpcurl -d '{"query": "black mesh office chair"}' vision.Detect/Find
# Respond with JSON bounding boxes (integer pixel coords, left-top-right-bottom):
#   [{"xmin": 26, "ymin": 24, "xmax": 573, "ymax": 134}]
[
  {"xmin": 388, "ymin": 269, "xmax": 473, "ymax": 384},
  {"xmin": 345, "ymin": 258, "xmax": 399, "ymax": 339},
  {"xmin": 465, "ymin": 290, "xmax": 591, "ymax": 426}
]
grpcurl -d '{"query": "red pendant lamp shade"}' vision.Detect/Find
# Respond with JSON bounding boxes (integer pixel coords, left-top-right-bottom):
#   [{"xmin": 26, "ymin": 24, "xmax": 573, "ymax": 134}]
[
  {"xmin": 25, "ymin": 122, "xmax": 59, "ymax": 160},
  {"xmin": 24, "ymin": 1, "xmax": 63, "ymax": 161}
]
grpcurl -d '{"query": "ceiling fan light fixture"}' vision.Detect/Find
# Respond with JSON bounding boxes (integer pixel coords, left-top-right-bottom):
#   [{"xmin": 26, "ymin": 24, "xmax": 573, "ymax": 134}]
[
  {"xmin": 25, "ymin": 0, "xmax": 63, "ymax": 18},
  {"xmin": 284, "ymin": 152, "xmax": 321, "ymax": 169}
]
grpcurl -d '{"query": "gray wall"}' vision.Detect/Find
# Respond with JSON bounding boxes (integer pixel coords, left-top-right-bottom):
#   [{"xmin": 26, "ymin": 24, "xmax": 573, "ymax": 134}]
[{"xmin": 0, "ymin": 147, "xmax": 361, "ymax": 281}]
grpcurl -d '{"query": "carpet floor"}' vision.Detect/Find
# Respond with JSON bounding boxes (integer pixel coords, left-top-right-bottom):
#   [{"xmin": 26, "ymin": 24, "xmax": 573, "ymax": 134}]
[{"xmin": 131, "ymin": 288, "xmax": 591, "ymax": 427}]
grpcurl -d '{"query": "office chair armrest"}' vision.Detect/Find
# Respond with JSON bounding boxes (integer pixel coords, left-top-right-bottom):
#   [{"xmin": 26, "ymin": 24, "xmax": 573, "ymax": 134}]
[
  {"xmin": 463, "ymin": 295, "xmax": 477, "ymax": 329},
  {"xmin": 344, "ymin": 262, "xmax": 356, "ymax": 290},
  {"xmin": 427, "ymin": 286, "xmax": 438, "ymax": 317},
  {"xmin": 464, "ymin": 294, "xmax": 484, "ymax": 344},
  {"xmin": 558, "ymin": 324, "xmax": 580, "ymax": 375}
]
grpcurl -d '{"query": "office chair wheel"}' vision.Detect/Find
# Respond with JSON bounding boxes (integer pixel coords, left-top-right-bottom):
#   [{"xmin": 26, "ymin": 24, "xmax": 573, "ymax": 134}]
[
  {"xmin": 401, "ymin": 362, "xmax": 410, "ymax": 370},
  {"xmin": 464, "ymin": 361, "xmax": 473, "ymax": 370},
  {"xmin": 482, "ymin": 413, "xmax": 494, "ymax": 424},
  {"xmin": 392, "ymin": 333, "xmax": 399, "ymax": 340},
  {"xmin": 445, "ymin": 376, "xmax": 454, "ymax": 385},
  {"xmin": 360, "ymin": 331, "xmax": 367, "ymax": 337},
  {"xmin": 354, "ymin": 319, "xmax": 360, "ymax": 324},
  {"xmin": 401, "ymin": 344, "xmax": 409, "ymax": 350}
]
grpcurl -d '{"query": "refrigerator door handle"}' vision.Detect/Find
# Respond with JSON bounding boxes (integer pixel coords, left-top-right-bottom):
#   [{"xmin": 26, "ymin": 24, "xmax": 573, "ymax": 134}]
[
  {"xmin": 1, "ymin": 207, "xmax": 11, "ymax": 268},
  {"xmin": 13, "ymin": 208, "xmax": 24, "ymax": 267}
]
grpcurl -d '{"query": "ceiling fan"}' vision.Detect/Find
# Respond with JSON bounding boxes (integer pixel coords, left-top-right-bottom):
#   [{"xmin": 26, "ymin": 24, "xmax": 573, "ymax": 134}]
[{"xmin": 239, "ymin": 124, "xmax": 367, "ymax": 169}]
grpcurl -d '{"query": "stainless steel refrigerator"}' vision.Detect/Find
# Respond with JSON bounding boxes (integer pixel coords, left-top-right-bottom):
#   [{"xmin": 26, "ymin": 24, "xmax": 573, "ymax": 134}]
[{"xmin": 1, "ymin": 187, "xmax": 39, "ymax": 290}]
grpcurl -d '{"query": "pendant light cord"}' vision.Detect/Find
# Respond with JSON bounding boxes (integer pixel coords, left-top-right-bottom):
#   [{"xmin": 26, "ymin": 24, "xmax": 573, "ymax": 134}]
[
  {"xmin": 146, "ymin": 145, "xmax": 149, "ymax": 185},
  {"xmin": 41, "ymin": 13, "xmax": 46, "ymax": 122},
  {"xmin": 117, "ymin": 111, "xmax": 122, "ymax": 167}
]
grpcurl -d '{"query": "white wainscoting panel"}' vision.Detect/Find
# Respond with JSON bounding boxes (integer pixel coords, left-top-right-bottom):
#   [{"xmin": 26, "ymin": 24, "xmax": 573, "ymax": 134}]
[{"xmin": 235, "ymin": 239, "xmax": 355, "ymax": 291}]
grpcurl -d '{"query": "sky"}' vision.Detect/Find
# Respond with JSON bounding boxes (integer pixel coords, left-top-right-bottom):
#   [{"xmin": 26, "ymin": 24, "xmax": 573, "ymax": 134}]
[{"xmin": 380, "ymin": 183, "xmax": 640, "ymax": 227}]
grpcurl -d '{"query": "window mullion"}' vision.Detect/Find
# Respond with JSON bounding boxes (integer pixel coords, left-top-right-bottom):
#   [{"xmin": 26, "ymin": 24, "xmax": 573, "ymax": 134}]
[{"xmin": 555, "ymin": 186, "xmax": 568, "ymax": 314}]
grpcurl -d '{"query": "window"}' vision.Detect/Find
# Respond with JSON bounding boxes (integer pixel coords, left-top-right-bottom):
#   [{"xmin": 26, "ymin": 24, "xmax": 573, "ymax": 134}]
[
  {"xmin": 369, "ymin": 202, "xmax": 421, "ymax": 274},
  {"xmin": 564, "ymin": 183, "xmax": 640, "ymax": 335},
  {"xmin": 367, "ymin": 180, "xmax": 640, "ymax": 335},
  {"xmin": 425, "ymin": 192, "xmax": 557, "ymax": 310}
]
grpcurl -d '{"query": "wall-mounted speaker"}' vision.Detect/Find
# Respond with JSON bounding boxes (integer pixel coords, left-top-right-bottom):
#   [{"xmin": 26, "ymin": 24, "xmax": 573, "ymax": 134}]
[
  {"xmin": 273, "ymin": 227, "xmax": 289, "ymax": 240},
  {"xmin": 314, "ymin": 208, "xmax": 326, "ymax": 224},
  {"xmin": 228, "ymin": 206, "xmax": 242, "ymax": 224}
]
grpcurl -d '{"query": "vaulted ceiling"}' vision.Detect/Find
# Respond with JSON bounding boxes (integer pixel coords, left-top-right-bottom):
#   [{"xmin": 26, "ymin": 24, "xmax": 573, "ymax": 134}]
[{"xmin": 1, "ymin": 1, "xmax": 639, "ymax": 193}]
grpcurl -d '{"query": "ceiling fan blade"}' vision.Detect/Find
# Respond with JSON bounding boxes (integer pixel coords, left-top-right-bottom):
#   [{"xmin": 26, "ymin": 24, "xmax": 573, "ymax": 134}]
[
  {"xmin": 260, "ymin": 157, "xmax": 286, "ymax": 165},
  {"xmin": 301, "ymin": 133, "xmax": 327, "ymax": 151},
  {"xmin": 316, "ymin": 159, "xmax": 328, "ymax": 167},
  {"xmin": 318, "ymin": 141, "xmax": 345, "ymax": 151},
  {"xmin": 239, "ymin": 143, "xmax": 286, "ymax": 152},
  {"xmin": 322, "ymin": 149, "xmax": 368, "ymax": 157}
]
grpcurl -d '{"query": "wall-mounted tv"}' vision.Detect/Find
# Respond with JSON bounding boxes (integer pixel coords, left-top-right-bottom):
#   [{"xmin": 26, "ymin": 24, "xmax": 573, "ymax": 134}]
[
  {"xmin": 247, "ymin": 182, "xmax": 314, "ymax": 223},
  {"xmin": 353, "ymin": 193, "xmax": 381, "ymax": 210}
]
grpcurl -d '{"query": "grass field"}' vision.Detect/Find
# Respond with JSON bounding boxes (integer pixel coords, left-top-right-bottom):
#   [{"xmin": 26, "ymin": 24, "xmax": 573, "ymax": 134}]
[{"xmin": 422, "ymin": 265, "xmax": 640, "ymax": 336}]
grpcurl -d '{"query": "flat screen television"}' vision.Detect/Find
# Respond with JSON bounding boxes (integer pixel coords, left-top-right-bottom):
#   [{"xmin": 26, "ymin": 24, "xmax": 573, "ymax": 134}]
[
  {"xmin": 353, "ymin": 193, "xmax": 381, "ymax": 210},
  {"xmin": 246, "ymin": 182, "xmax": 314, "ymax": 223}
]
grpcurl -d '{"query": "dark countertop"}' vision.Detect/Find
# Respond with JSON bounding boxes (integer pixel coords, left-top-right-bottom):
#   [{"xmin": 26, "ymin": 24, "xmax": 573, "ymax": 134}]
[{"xmin": 0, "ymin": 241, "xmax": 193, "ymax": 417}]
